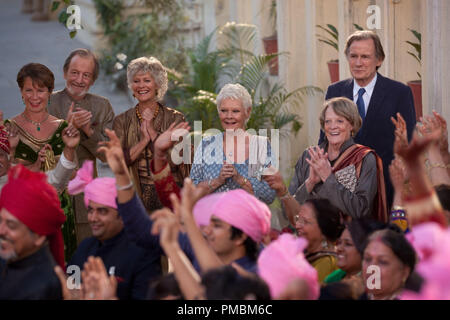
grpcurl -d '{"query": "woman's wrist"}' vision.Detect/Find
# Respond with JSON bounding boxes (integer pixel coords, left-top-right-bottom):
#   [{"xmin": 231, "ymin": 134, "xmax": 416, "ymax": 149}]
[
  {"xmin": 233, "ymin": 173, "xmax": 246, "ymax": 185},
  {"xmin": 154, "ymin": 149, "xmax": 167, "ymax": 160},
  {"xmin": 149, "ymin": 130, "xmax": 159, "ymax": 141},
  {"xmin": 142, "ymin": 135, "xmax": 151, "ymax": 144},
  {"xmin": 276, "ymin": 185, "xmax": 289, "ymax": 198},
  {"xmin": 305, "ymin": 178, "xmax": 316, "ymax": 193},
  {"xmin": 215, "ymin": 176, "xmax": 225, "ymax": 186},
  {"xmin": 208, "ymin": 177, "xmax": 223, "ymax": 191}
]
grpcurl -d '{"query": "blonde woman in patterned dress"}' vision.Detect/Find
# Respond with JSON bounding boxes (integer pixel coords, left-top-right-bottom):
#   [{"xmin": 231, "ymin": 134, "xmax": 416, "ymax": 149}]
[{"xmin": 190, "ymin": 83, "xmax": 276, "ymax": 205}]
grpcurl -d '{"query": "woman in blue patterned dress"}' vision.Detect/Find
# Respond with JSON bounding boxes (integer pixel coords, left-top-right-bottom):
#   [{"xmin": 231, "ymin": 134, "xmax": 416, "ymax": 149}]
[{"xmin": 190, "ymin": 83, "xmax": 276, "ymax": 205}]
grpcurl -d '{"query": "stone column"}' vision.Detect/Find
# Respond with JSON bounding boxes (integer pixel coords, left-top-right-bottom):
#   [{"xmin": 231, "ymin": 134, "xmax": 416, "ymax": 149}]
[
  {"xmin": 337, "ymin": 0, "xmax": 352, "ymax": 80},
  {"xmin": 422, "ymin": 0, "xmax": 450, "ymax": 121}
]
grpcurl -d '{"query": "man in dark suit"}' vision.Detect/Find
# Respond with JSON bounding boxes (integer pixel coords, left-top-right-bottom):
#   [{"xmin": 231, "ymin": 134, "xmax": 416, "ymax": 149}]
[{"xmin": 320, "ymin": 30, "xmax": 416, "ymax": 207}]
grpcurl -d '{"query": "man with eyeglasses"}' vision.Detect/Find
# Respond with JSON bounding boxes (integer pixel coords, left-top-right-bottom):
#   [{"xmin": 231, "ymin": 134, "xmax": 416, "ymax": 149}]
[{"xmin": 48, "ymin": 48, "xmax": 115, "ymax": 245}]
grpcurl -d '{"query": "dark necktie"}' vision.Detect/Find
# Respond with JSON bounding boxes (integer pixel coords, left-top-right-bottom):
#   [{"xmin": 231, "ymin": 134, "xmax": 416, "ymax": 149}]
[{"xmin": 357, "ymin": 88, "xmax": 366, "ymax": 122}]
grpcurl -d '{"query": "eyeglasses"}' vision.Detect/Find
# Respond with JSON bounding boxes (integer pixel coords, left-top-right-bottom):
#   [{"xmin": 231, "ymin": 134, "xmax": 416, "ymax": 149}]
[{"xmin": 295, "ymin": 215, "xmax": 314, "ymax": 225}]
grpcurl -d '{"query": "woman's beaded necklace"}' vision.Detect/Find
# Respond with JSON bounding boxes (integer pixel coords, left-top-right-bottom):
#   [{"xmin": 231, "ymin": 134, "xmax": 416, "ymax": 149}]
[
  {"xmin": 136, "ymin": 104, "xmax": 159, "ymax": 122},
  {"xmin": 21, "ymin": 113, "xmax": 49, "ymax": 131}
]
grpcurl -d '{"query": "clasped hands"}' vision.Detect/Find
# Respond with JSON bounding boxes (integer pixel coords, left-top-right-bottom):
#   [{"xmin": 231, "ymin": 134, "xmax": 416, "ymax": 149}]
[
  {"xmin": 218, "ymin": 162, "xmax": 248, "ymax": 186},
  {"xmin": 67, "ymin": 102, "xmax": 93, "ymax": 137},
  {"xmin": 305, "ymin": 146, "xmax": 332, "ymax": 189},
  {"xmin": 140, "ymin": 108, "xmax": 158, "ymax": 142}
]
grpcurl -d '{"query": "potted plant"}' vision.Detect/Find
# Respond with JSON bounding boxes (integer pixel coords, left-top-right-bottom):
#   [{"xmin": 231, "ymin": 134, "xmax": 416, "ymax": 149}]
[
  {"xmin": 316, "ymin": 23, "xmax": 363, "ymax": 83},
  {"xmin": 169, "ymin": 23, "xmax": 323, "ymax": 133},
  {"xmin": 316, "ymin": 24, "xmax": 339, "ymax": 83},
  {"xmin": 406, "ymin": 28, "xmax": 422, "ymax": 120},
  {"xmin": 262, "ymin": 0, "xmax": 278, "ymax": 76}
]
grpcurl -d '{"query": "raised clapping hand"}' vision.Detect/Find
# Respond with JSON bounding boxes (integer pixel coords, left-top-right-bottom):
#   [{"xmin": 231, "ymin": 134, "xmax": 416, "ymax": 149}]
[
  {"xmin": 54, "ymin": 257, "xmax": 118, "ymax": 300},
  {"xmin": 391, "ymin": 112, "xmax": 408, "ymax": 148},
  {"xmin": 82, "ymin": 256, "xmax": 118, "ymax": 300},
  {"xmin": 306, "ymin": 146, "xmax": 332, "ymax": 182},
  {"xmin": 431, "ymin": 111, "xmax": 449, "ymax": 156},
  {"xmin": 154, "ymin": 121, "xmax": 190, "ymax": 156},
  {"xmin": 262, "ymin": 167, "xmax": 288, "ymax": 197},
  {"xmin": 395, "ymin": 131, "xmax": 440, "ymax": 168},
  {"xmin": 67, "ymin": 102, "xmax": 93, "ymax": 135},
  {"xmin": 5, "ymin": 122, "xmax": 19, "ymax": 151},
  {"xmin": 54, "ymin": 265, "xmax": 82, "ymax": 300},
  {"xmin": 418, "ymin": 112, "xmax": 448, "ymax": 152},
  {"xmin": 151, "ymin": 208, "xmax": 180, "ymax": 248},
  {"xmin": 62, "ymin": 122, "xmax": 80, "ymax": 149},
  {"xmin": 170, "ymin": 178, "xmax": 208, "ymax": 224},
  {"xmin": 97, "ymin": 129, "xmax": 127, "ymax": 175}
]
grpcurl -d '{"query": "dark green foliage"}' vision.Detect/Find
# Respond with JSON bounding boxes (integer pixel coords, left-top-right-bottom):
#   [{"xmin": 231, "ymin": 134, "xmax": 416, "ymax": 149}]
[
  {"xmin": 169, "ymin": 23, "xmax": 323, "ymax": 133},
  {"xmin": 406, "ymin": 28, "xmax": 421, "ymax": 79},
  {"xmin": 94, "ymin": 0, "xmax": 188, "ymax": 91}
]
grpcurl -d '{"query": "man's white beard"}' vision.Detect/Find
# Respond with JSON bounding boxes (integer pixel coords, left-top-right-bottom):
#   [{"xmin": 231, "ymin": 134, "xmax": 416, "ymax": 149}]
[
  {"xmin": 0, "ymin": 239, "xmax": 18, "ymax": 261},
  {"xmin": 67, "ymin": 85, "xmax": 88, "ymax": 98}
]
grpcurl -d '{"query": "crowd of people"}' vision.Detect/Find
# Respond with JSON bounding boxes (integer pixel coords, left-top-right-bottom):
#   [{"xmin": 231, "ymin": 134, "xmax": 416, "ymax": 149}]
[{"xmin": 0, "ymin": 30, "xmax": 449, "ymax": 300}]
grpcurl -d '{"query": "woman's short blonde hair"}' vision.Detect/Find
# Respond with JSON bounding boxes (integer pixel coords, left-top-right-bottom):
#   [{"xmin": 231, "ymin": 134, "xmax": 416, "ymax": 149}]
[
  {"xmin": 319, "ymin": 97, "xmax": 362, "ymax": 136},
  {"xmin": 127, "ymin": 56, "xmax": 168, "ymax": 101}
]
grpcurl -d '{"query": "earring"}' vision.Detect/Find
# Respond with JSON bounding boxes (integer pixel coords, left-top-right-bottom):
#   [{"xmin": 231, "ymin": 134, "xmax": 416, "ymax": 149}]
[
  {"xmin": 22, "ymin": 97, "xmax": 25, "ymax": 105},
  {"xmin": 321, "ymin": 240, "xmax": 328, "ymax": 249},
  {"xmin": 155, "ymin": 89, "xmax": 159, "ymax": 97}
]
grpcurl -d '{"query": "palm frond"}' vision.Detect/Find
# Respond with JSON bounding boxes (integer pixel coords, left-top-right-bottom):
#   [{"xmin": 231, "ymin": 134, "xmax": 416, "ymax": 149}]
[
  {"xmin": 407, "ymin": 51, "xmax": 421, "ymax": 64},
  {"xmin": 409, "ymin": 29, "xmax": 421, "ymax": 42},
  {"xmin": 353, "ymin": 23, "xmax": 364, "ymax": 31},
  {"xmin": 219, "ymin": 22, "xmax": 258, "ymax": 64},
  {"xmin": 193, "ymin": 27, "xmax": 217, "ymax": 61},
  {"xmin": 326, "ymin": 24, "xmax": 339, "ymax": 38},
  {"xmin": 273, "ymin": 113, "xmax": 299, "ymax": 130},
  {"xmin": 317, "ymin": 39, "xmax": 338, "ymax": 51},
  {"xmin": 316, "ymin": 25, "xmax": 338, "ymax": 41},
  {"xmin": 238, "ymin": 53, "xmax": 284, "ymax": 95}
]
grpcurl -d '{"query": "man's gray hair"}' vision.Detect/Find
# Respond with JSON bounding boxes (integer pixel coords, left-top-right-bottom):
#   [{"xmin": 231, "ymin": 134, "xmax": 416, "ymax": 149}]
[
  {"xmin": 216, "ymin": 83, "xmax": 252, "ymax": 113},
  {"xmin": 127, "ymin": 56, "xmax": 168, "ymax": 101}
]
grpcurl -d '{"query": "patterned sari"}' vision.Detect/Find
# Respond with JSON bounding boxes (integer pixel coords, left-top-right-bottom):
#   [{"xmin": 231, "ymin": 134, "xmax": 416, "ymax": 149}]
[{"xmin": 5, "ymin": 119, "xmax": 77, "ymax": 262}]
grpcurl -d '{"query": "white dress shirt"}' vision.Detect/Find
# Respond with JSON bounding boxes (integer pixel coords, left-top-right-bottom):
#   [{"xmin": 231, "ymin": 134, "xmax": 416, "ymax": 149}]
[{"xmin": 353, "ymin": 74, "xmax": 378, "ymax": 115}]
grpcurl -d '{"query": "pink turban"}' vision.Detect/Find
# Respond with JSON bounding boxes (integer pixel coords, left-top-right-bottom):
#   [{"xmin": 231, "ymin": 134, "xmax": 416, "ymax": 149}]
[
  {"xmin": 68, "ymin": 160, "xmax": 117, "ymax": 209},
  {"xmin": 401, "ymin": 223, "xmax": 450, "ymax": 300},
  {"xmin": 192, "ymin": 189, "xmax": 271, "ymax": 242},
  {"xmin": 257, "ymin": 234, "xmax": 320, "ymax": 300}
]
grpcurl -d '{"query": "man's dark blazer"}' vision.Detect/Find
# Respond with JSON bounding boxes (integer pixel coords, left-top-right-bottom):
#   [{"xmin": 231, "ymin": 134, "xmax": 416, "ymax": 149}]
[{"xmin": 319, "ymin": 73, "xmax": 416, "ymax": 207}]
